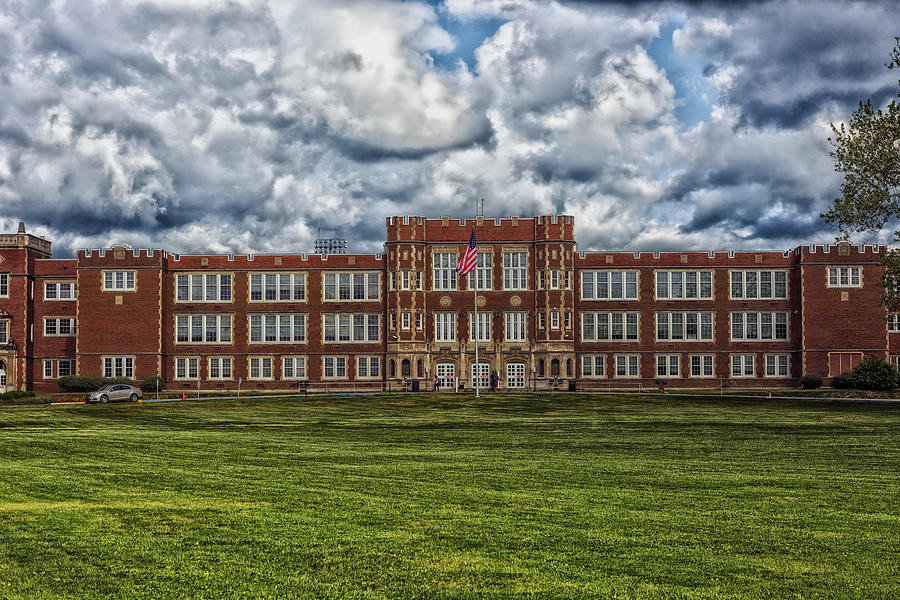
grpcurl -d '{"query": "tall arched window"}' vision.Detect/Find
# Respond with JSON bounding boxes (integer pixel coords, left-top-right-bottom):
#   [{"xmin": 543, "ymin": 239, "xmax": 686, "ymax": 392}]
[
  {"xmin": 390, "ymin": 360, "xmax": 396, "ymax": 378},
  {"xmin": 566, "ymin": 359, "xmax": 572, "ymax": 376},
  {"xmin": 551, "ymin": 359, "xmax": 560, "ymax": 377},
  {"xmin": 538, "ymin": 359, "xmax": 545, "ymax": 377},
  {"xmin": 417, "ymin": 360, "xmax": 424, "ymax": 378},
  {"xmin": 401, "ymin": 359, "xmax": 411, "ymax": 378}
]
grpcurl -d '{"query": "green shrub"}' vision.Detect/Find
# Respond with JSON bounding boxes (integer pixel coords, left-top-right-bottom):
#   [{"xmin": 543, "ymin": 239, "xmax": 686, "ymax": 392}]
[
  {"xmin": 831, "ymin": 372, "xmax": 853, "ymax": 388},
  {"xmin": 57, "ymin": 375, "xmax": 132, "ymax": 393},
  {"xmin": 0, "ymin": 390, "xmax": 36, "ymax": 402},
  {"xmin": 141, "ymin": 375, "xmax": 165, "ymax": 392},
  {"xmin": 846, "ymin": 357, "xmax": 898, "ymax": 391},
  {"xmin": 800, "ymin": 373, "xmax": 823, "ymax": 389}
]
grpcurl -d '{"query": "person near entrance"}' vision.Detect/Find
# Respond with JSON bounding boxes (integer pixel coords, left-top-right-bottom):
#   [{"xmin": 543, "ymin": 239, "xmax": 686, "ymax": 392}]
[
  {"xmin": 433, "ymin": 374, "xmax": 440, "ymax": 391},
  {"xmin": 490, "ymin": 370, "xmax": 499, "ymax": 392}
]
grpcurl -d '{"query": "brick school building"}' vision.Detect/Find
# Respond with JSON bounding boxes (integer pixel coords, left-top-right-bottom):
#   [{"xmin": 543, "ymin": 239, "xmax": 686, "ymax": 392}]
[{"xmin": 0, "ymin": 216, "xmax": 893, "ymax": 394}]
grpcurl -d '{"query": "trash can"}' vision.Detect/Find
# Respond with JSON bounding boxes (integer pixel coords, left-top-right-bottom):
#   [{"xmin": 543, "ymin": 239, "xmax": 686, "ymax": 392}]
[
  {"xmin": 568, "ymin": 380, "xmax": 576, "ymax": 392},
  {"xmin": 411, "ymin": 380, "xmax": 420, "ymax": 392}
]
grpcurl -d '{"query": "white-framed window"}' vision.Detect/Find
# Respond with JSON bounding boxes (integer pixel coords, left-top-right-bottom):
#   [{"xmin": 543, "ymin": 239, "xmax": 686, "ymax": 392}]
[
  {"xmin": 690, "ymin": 355, "xmax": 714, "ymax": 378},
  {"xmin": 389, "ymin": 272, "xmax": 395, "ymax": 291},
  {"xmin": 504, "ymin": 312, "xmax": 526, "ymax": 342},
  {"xmin": 323, "ymin": 356, "xmax": 347, "ymax": 379},
  {"xmin": 614, "ymin": 355, "xmax": 640, "ymax": 378},
  {"xmin": 730, "ymin": 271, "xmax": 787, "ymax": 299},
  {"xmin": 323, "ymin": 314, "xmax": 380, "ymax": 342},
  {"xmin": 565, "ymin": 270, "xmax": 572, "ymax": 290},
  {"xmin": 0, "ymin": 321, "xmax": 7, "ymax": 344},
  {"xmin": 731, "ymin": 355, "xmax": 755, "ymax": 377},
  {"xmin": 433, "ymin": 253, "xmax": 457, "ymax": 291},
  {"xmin": 0, "ymin": 273, "xmax": 8, "ymax": 297},
  {"xmin": 41, "ymin": 359, "xmax": 73, "ymax": 380},
  {"xmin": 248, "ymin": 273, "xmax": 305, "ymax": 302},
  {"xmin": 401, "ymin": 311, "xmax": 411, "ymax": 330},
  {"xmin": 765, "ymin": 354, "xmax": 789, "ymax": 377},
  {"xmin": 656, "ymin": 312, "xmax": 713, "ymax": 341},
  {"xmin": 282, "ymin": 357, "xmax": 306, "ymax": 380},
  {"xmin": 655, "ymin": 271, "xmax": 713, "ymax": 300},
  {"xmin": 889, "ymin": 314, "xmax": 900, "ymax": 332},
  {"xmin": 356, "ymin": 356, "xmax": 380, "ymax": 379},
  {"xmin": 401, "ymin": 270, "xmax": 411, "ymax": 290},
  {"xmin": 730, "ymin": 312, "xmax": 788, "ymax": 341},
  {"xmin": 581, "ymin": 355, "xmax": 606, "ymax": 378},
  {"xmin": 209, "ymin": 357, "xmax": 233, "ymax": 380},
  {"xmin": 581, "ymin": 312, "xmax": 639, "ymax": 341},
  {"xmin": 503, "ymin": 251, "xmax": 527, "ymax": 290},
  {"xmin": 469, "ymin": 312, "xmax": 491, "ymax": 342},
  {"xmin": 467, "ymin": 252, "xmax": 492, "ymax": 291},
  {"xmin": 44, "ymin": 282, "xmax": 77, "ymax": 300},
  {"xmin": 44, "ymin": 318, "xmax": 76, "ymax": 337},
  {"xmin": 176, "ymin": 315, "xmax": 233, "ymax": 343},
  {"xmin": 550, "ymin": 311, "xmax": 560, "ymax": 329},
  {"xmin": 537, "ymin": 270, "xmax": 544, "ymax": 290},
  {"xmin": 416, "ymin": 312, "xmax": 424, "ymax": 330},
  {"xmin": 435, "ymin": 313, "xmax": 456, "ymax": 342},
  {"xmin": 323, "ymin": 272, "xmax": 380, "ymax": 300},
  {"xmin": 828, "ymin": 267, "xmax": 861, "ymax": 288},
  {"xmin": 417, "ymin": 271, "xmax": 424, "ymax": 291},
  {"xmin": 175, "ymin": 357, "xmax": 199, "ymax": 380},
  {"xmin": 249, "ymin": 314, "xmax": 306, "ymax": 343},
  {"xmin": 58, "ymin": 360, "xmax": 72, "ymax": 377},
  {"xmin": 656, "ymin": 355, "xmax": 680, "ymax": 377},
  {"xmin": 538, "ymin": 312, "xmax": 545, "ymax": 329},
  {"xmin": 390, "ymin": 312, "xmax": 396, "ymax": 330},
  {"xmin": 103, "ymin": 271, "xmax": 135, "ymax": 291},
  {"xmin": 581, "ymin": 271, "xmax": 639, "ymax": 300},
  {"xmin": 176, "ymin": 273, "xmax": 232, "ymax": 302},
  {"xmin": 248, "ymin": 356, "xmax": 273, "ymax": 380},
  {"xmin": 103, "ymin": 356, "xmax": 134, "ymax": 378},
  {"xmin": 550, "ymin": 270, "xmax": 559, "ymax": 289}
]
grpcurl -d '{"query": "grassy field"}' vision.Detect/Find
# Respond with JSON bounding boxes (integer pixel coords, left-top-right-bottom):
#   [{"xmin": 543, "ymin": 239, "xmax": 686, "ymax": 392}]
[{"xmin": 1, "ymin": 393, "xmax": 898, "ymax": 599}]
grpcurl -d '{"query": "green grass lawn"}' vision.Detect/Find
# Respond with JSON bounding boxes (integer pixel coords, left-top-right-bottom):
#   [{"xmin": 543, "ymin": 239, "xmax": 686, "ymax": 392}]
[{"xmin": 1, "ymin": 393, "xmax": 898, "ymax": 599}]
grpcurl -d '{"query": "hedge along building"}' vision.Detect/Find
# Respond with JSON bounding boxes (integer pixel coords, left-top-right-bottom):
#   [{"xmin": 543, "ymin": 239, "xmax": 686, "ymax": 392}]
[{"xmin": 0, "ymin": 216, "xmax": 892, "ymax": 394}]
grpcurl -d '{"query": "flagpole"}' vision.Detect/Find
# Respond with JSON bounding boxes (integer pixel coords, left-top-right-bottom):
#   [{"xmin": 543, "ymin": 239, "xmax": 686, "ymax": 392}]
[{"xmin": 473, "ymin": 206, "xmax": 479, "ymax": 398}]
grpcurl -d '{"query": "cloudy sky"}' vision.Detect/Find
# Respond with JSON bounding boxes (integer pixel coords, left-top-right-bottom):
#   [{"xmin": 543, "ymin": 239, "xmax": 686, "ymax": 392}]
[{"xmin": 0, "ymin": 0, "xmax": 897, "ymax": 257}]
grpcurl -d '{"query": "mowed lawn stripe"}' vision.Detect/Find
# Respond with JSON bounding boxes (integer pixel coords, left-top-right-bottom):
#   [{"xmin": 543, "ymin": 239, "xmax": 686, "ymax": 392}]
[{"xmin": 0, "ymin": 393, "xmax": 898, "ymax": 599}]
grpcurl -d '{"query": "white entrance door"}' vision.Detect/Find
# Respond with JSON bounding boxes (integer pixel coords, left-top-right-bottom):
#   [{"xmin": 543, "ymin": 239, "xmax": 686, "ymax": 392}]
[
  {"xmin": 471, "ymin": 362, "xmax": 490, "ymax": 388},
  {"xmin": 0, "ymin": 360, "xmax": 6, "ymax": 393},
  {"xmin": 506, "ymin": 363, "xmax": 526, "ymax": 388},
  {"xmin": 436, "ymin": 362, "xmax": 455, "ymax": 390}
]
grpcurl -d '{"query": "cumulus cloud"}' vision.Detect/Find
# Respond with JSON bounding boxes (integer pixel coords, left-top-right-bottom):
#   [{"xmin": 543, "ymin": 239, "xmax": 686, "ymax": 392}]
[{"xmin": 0, "ymin": 0, "xmax": 897, "ymax": 257}]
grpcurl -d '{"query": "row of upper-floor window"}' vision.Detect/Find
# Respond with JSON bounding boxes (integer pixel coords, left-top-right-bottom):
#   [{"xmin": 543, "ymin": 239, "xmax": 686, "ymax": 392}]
[
  {"xmin": 0, "ymin": 309, "xmax": 803, "ymax": 345},
  {"xmin": 33, "ymin": 310, "xmax": 784, "ymax": 344},
  {"xmin": 0, "ymin": 266, "xmax": 864, "ymax": 304}
]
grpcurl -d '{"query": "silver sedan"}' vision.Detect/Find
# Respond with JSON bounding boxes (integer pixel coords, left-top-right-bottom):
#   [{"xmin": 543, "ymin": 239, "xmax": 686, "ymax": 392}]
[{"xmin": 85, "ymin": 384, "xmax": 142, "ymax": 403}]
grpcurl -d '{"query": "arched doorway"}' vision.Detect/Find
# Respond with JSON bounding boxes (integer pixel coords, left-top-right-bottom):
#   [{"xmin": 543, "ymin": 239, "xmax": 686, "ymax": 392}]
[
  {"xmin": 506, "ymin": 362, "xmax": 526, "ymax": 388},
  {"xmin": 0, "ymin": 359, "xmax": 6, "ymax": 393},
  {"xmin": 471, "ymin": 362, "xmax": 490, "ymax": 389},
  {"xmin": 435, "ymin": 362, "xmax": 455, "ymax": 390}
]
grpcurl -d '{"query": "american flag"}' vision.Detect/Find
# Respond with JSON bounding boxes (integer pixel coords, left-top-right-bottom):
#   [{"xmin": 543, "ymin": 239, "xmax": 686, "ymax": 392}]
[{"xmin": 456, "ymin": 226, "xmax": 478, "ymax": 276}]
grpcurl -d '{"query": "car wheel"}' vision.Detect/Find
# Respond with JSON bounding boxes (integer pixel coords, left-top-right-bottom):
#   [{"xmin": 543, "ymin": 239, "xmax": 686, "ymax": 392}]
[
  {"xmin": 129, "ymin": 394, "xmax": 138, "ymax": 402},
  {"xmin": 100, "ymin": 395, "xmax": 108, "ymax": 404}
]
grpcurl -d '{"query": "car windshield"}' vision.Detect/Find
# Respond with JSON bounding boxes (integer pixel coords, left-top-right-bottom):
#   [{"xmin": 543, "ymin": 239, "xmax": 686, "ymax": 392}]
[{"xmin": 97, "ymin": 385, "xmax": 114, "ymax": 391}]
